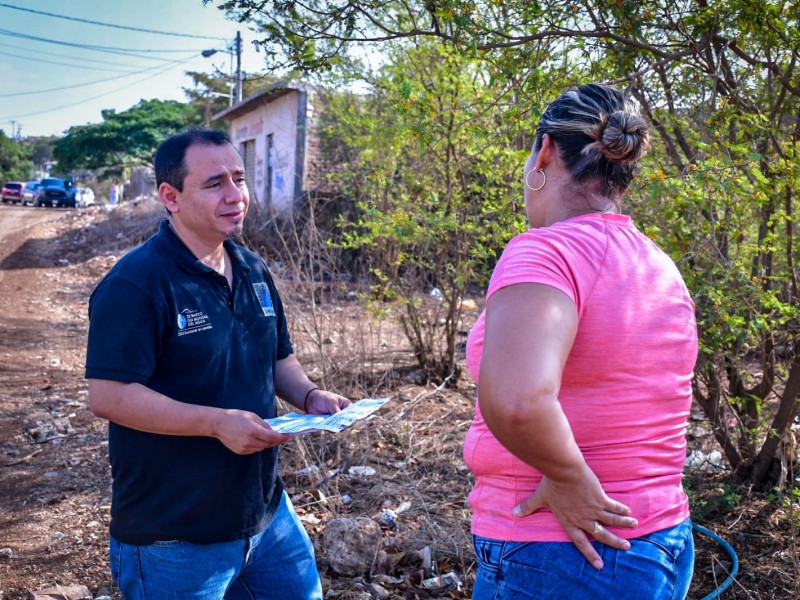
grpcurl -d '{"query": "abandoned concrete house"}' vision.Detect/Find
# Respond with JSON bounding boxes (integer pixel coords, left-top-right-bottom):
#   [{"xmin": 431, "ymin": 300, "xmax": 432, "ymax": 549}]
[{"xmin": 214, "ymin": 82, "xmax": 333, "ymax": 216}]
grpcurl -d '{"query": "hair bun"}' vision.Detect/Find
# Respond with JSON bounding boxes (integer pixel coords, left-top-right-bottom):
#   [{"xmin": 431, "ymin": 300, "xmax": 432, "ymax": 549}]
[
  {"xmin": 597, "ymin": 111, "xmax": 651, "ymax": 164},
  {"xmin": 537, "ymin": 83, "xmax": 650, "ymax": 195}
]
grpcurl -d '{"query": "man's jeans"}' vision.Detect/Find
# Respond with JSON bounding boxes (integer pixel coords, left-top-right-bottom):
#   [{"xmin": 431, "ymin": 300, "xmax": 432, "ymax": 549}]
[
  {"xmin": 109, "ymin": 491, "xmax": 322, "ymax": 599},
  {"xmin": 472, "ymin": 518, "xmax": 694, "ymax": 600}
]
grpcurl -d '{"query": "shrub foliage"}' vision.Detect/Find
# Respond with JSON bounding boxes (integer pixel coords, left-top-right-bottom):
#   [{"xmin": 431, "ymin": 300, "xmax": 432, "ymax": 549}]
[{"xmin": 223, "ymin": 0, "xmax": 800, "ymax": 488}]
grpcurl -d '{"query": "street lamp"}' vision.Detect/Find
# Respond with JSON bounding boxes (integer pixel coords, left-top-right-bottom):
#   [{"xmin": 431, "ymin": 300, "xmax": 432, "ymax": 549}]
[{"xmin": 202, "ymin": 31, "xmax": 243, "ymax": 104}]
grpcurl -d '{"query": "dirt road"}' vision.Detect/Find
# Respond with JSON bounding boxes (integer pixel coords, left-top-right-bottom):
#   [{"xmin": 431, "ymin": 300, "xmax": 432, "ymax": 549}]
[
  {"xmin": 0, "ymin": 204, "xmax": 63, "ymax": 238},
  {"xmin": 0, "ymin": 205, "xmax": 64, "ymax": 269},
  {"xmin": 0, "ymin": 203, "xmax": 156, "ymax": 599}
]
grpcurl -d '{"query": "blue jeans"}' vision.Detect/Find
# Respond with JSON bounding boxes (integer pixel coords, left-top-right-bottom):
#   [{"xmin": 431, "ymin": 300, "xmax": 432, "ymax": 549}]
[
  {"xmin": 472, "ymin": 519, "xmax": 694, "ymax": 600},
  {"xmin": 109, "ymin": 491, "xmax": 322, "ymax": 599}
]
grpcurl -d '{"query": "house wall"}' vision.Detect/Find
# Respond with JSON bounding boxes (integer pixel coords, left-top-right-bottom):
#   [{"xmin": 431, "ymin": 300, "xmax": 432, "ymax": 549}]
[
  {"xmin": 302, "ymin": 94, "xmax": 338, "ymax": 196},
  {"xmin": 228, "ymin": 91, "xmax": 303, "ymax": 212},
  {"xmin": 225, "ymin": 87, "xmax": 339, "ymax": 214}
]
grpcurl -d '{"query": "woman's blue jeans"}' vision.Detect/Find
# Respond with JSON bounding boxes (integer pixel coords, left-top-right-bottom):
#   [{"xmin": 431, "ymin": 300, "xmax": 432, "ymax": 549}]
[
  {"xmin": 109, "ymin": 491, "xmax": 322, "ymax": 599},
  {"xmin": 472, "ymin": 519, "xmax": 694, "ymax": 600}
]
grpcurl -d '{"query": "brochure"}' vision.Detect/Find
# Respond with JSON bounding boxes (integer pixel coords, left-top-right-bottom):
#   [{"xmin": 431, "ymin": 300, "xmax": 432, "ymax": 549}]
[{"xmin": 266, "ymin": 396, "xmax": 391, "ymax": 434}]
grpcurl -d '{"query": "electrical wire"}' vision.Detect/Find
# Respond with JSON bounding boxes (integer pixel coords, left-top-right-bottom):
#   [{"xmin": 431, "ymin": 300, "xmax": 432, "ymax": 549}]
[
  {"xmin": 0, "ymin": 55, "xmax": 199, "ymax": 121},
  {"xmin": 0, "ymin": 59, "xmax": 202, "ymax": 97},
  {"xmin": 0, "ymin": 28, "xmax": 207, "ymax": 60},
  {"xmin": 0, "ymin": 48, "xmax": 153, "ymax": 74},
  {"xmin": 0, "ymin": 1, "xmax": 225, "ymax": 40},
  {"xmin": 0, "ymin": 40, "xmax": 166, "ymax": 71},
  {"xmin": 692, "ymin": 522, "xmax": 739, "ymax": 600},
  {"xmin": 0, "ymin": 2, "xmax": 238, "ymax": 133}
]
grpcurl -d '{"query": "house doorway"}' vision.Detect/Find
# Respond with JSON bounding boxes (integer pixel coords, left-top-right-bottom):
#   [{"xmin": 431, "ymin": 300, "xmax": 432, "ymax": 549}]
[
  {"xmin": 265, "ymin": 133, "xmax": 274, "ymax": 210},
  {"xmin": 241, "ymin": 139, "xmax": 257, "ymax": 204}
]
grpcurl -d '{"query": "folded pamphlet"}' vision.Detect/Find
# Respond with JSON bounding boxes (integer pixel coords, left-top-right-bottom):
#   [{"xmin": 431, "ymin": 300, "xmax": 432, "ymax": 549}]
[{"xmin": 266, "ymin": 397, "xmax": 391, "ymax": 434}]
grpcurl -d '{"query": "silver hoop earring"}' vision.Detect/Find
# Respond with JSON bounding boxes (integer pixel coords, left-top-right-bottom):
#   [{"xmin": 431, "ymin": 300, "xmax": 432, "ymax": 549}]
[{"xmin": 525, "ymin": 169, "xmax": 546, "ymax": 192}]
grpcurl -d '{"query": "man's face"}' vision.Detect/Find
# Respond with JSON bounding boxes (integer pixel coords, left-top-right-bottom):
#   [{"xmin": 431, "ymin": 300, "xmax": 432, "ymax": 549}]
[{"xmin": 162, "ymin": 142, "xmax": 249, "ymax": 245}]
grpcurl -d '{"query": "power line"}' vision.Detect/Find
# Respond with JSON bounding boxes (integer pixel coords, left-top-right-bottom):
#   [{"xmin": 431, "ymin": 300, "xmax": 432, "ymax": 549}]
[
  {"xmin": 0, "ymin": 28, "xmax": 208, "ymax": 61},
  {"xmin": 0, "ymin": 1, "xmax": 226, "ymax": 41},
  {"xmin": 0, "ymin": 56, "xmax": 198, "ymax": 122},
  {"xmin": 0, "ymin": 60, "xmax": 197, "ymax": 97},
  {"xmin": 0, "ymin": 49, "xmax": 150, "ymax": 74},
  {"xmin": 0, "ymin": 40, "xmax": 162, "ymax": 70}
]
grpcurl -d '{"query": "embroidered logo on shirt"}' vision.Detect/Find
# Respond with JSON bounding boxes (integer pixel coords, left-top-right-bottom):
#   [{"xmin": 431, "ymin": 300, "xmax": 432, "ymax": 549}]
[
  {"xmin": 252, "ymin": 282, "xmax": 276, "ymax": 317},
  {"xmin": 176, "ymin": 308, "xmax": 213, "ymax": 336}
]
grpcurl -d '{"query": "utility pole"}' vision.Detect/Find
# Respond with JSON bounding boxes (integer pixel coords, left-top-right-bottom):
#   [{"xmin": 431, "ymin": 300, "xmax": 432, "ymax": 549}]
[
  {"xmin": 235, "ymin": 31, "xmax": 243, "ymax": 103},
  {"xmin": 201, "ymin": 31, "xmax": 243, "ymax": 105}
]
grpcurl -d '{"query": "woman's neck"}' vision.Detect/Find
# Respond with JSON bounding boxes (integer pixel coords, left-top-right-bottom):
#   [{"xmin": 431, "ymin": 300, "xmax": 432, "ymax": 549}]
[{"xmin": 545, "ymin": 184, "xmax": 619, "ymax": 227}]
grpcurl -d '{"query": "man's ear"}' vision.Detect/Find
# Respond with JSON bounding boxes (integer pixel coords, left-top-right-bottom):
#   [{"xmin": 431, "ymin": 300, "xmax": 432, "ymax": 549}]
[{"xmin": 158, "ymin": 182, "xmax": 179, "ymax": 213}]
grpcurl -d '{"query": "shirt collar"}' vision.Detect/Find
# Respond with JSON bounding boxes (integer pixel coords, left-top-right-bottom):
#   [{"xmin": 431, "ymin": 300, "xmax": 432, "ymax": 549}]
[{"xmin": 154, "ymin": 219, "xmax": 251, "ymax": 277}]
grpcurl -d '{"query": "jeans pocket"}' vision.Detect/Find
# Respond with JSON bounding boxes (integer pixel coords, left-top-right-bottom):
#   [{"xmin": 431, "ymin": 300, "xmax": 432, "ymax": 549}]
[
  {"xmin": 640, "ymin": 520, "xmax": 691, "ymax": 564},
  {"xmin": 472, "ymin": 536, "xmax": 502, "ymax": 574},
  {"xmin": 150, "ymin": 539, "xmax": 181, "ymax": 547}
]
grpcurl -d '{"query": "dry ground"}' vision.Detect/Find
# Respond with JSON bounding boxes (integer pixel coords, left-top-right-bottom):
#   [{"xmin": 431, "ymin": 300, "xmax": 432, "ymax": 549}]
[{"xmin": 0, "ymin": 200, "xmax": 797, "ymax": 599}]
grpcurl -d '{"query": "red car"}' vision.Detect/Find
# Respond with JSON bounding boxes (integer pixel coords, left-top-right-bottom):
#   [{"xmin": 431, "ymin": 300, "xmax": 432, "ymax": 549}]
[{"xmin": 2, "ymin": 181, "xmax": 24, "ymax": 204}]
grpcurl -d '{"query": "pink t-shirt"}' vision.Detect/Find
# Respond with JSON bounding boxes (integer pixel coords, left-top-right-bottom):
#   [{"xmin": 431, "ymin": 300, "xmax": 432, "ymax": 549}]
[{"xmin": 464, "ymin": 213, "xmax": 698, "ymax": 542}]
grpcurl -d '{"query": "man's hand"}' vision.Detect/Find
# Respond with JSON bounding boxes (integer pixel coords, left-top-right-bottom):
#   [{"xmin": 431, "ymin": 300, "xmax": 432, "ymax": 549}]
[
  {"xmin": 214, "ymin": 409, "xmax": 291, "ymax": 454},
  {"xmin": 274, "ymin": 355, "xmax": 353, "ymax": 415},
  {"xmin": 305, "ymin": 389, "xmax": 352, "ymax": 415}
]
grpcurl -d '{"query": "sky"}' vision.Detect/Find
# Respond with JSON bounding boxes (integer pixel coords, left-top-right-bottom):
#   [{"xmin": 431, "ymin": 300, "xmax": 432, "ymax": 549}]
[{"xmin": 0, "ymin": 0, "xmax": 269, "ymax": 138}]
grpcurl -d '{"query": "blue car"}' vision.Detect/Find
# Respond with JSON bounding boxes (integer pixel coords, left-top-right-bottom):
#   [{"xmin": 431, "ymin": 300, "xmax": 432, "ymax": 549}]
[{"xmin": 35, "ymin": 177, "xmax": 77, "ymax": 208}]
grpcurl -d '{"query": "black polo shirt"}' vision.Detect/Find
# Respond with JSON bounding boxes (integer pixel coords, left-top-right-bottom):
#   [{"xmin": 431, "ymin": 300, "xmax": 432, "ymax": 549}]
[{"xmin": 86, "ymin": 219, "xmax": 291, "ymax": 545}]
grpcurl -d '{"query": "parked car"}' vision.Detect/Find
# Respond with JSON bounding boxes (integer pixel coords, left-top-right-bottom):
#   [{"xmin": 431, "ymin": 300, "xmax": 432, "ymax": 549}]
[
  {"xmin": 76, "ymin": 187, "xmax": 95, "ymax": 207},
  {"xmin": 21, "ymin": 181, "xmax": 40, "ymax": 206},
  {"xmin": 2, "ymin": 181, "xmax": 24, "ymax": 204},
  {"xmin": 35, "ymin": 177, "xmax": 77, "ymax": 208}
]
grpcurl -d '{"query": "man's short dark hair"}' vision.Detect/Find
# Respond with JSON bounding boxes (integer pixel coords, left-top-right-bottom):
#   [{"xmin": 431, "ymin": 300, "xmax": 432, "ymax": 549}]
[{"xmin": 155, "ymin": 128, "xmax": 232, "ymax": 191}]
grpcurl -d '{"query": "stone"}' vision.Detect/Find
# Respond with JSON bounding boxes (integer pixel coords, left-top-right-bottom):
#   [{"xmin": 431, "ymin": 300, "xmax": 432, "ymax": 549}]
[
  {"xmin": 322, "ymin": 517, "xmax": 382, "ymax": 576},
  {"xmin": 461, "ymin": 298, "xmax": 479, "ymax": 312},
  {"xmin": 29, "ymin": 584, "xmax": 92, "ymax": 600},
  {"xmin": 366, "ymin": 582, "xmax": 390, "ymax": 599}
]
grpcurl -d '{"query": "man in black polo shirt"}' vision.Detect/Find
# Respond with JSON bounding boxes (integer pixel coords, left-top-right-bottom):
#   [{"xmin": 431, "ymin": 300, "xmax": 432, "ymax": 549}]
[{"xmin": 86, "ymin": 129, "xmax": 350, "ymax": 599}]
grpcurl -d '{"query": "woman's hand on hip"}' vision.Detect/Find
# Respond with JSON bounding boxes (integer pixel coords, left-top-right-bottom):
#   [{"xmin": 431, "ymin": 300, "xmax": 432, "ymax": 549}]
[{"xmin": 513, "ymin": 467, "xmax": 638, "ymax": 570}]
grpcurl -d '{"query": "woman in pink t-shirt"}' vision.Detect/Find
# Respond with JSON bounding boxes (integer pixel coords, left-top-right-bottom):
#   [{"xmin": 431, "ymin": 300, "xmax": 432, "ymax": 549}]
[{"xmin": 465, "ymin": 84, "xmax": 697, "ymax": 599}]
